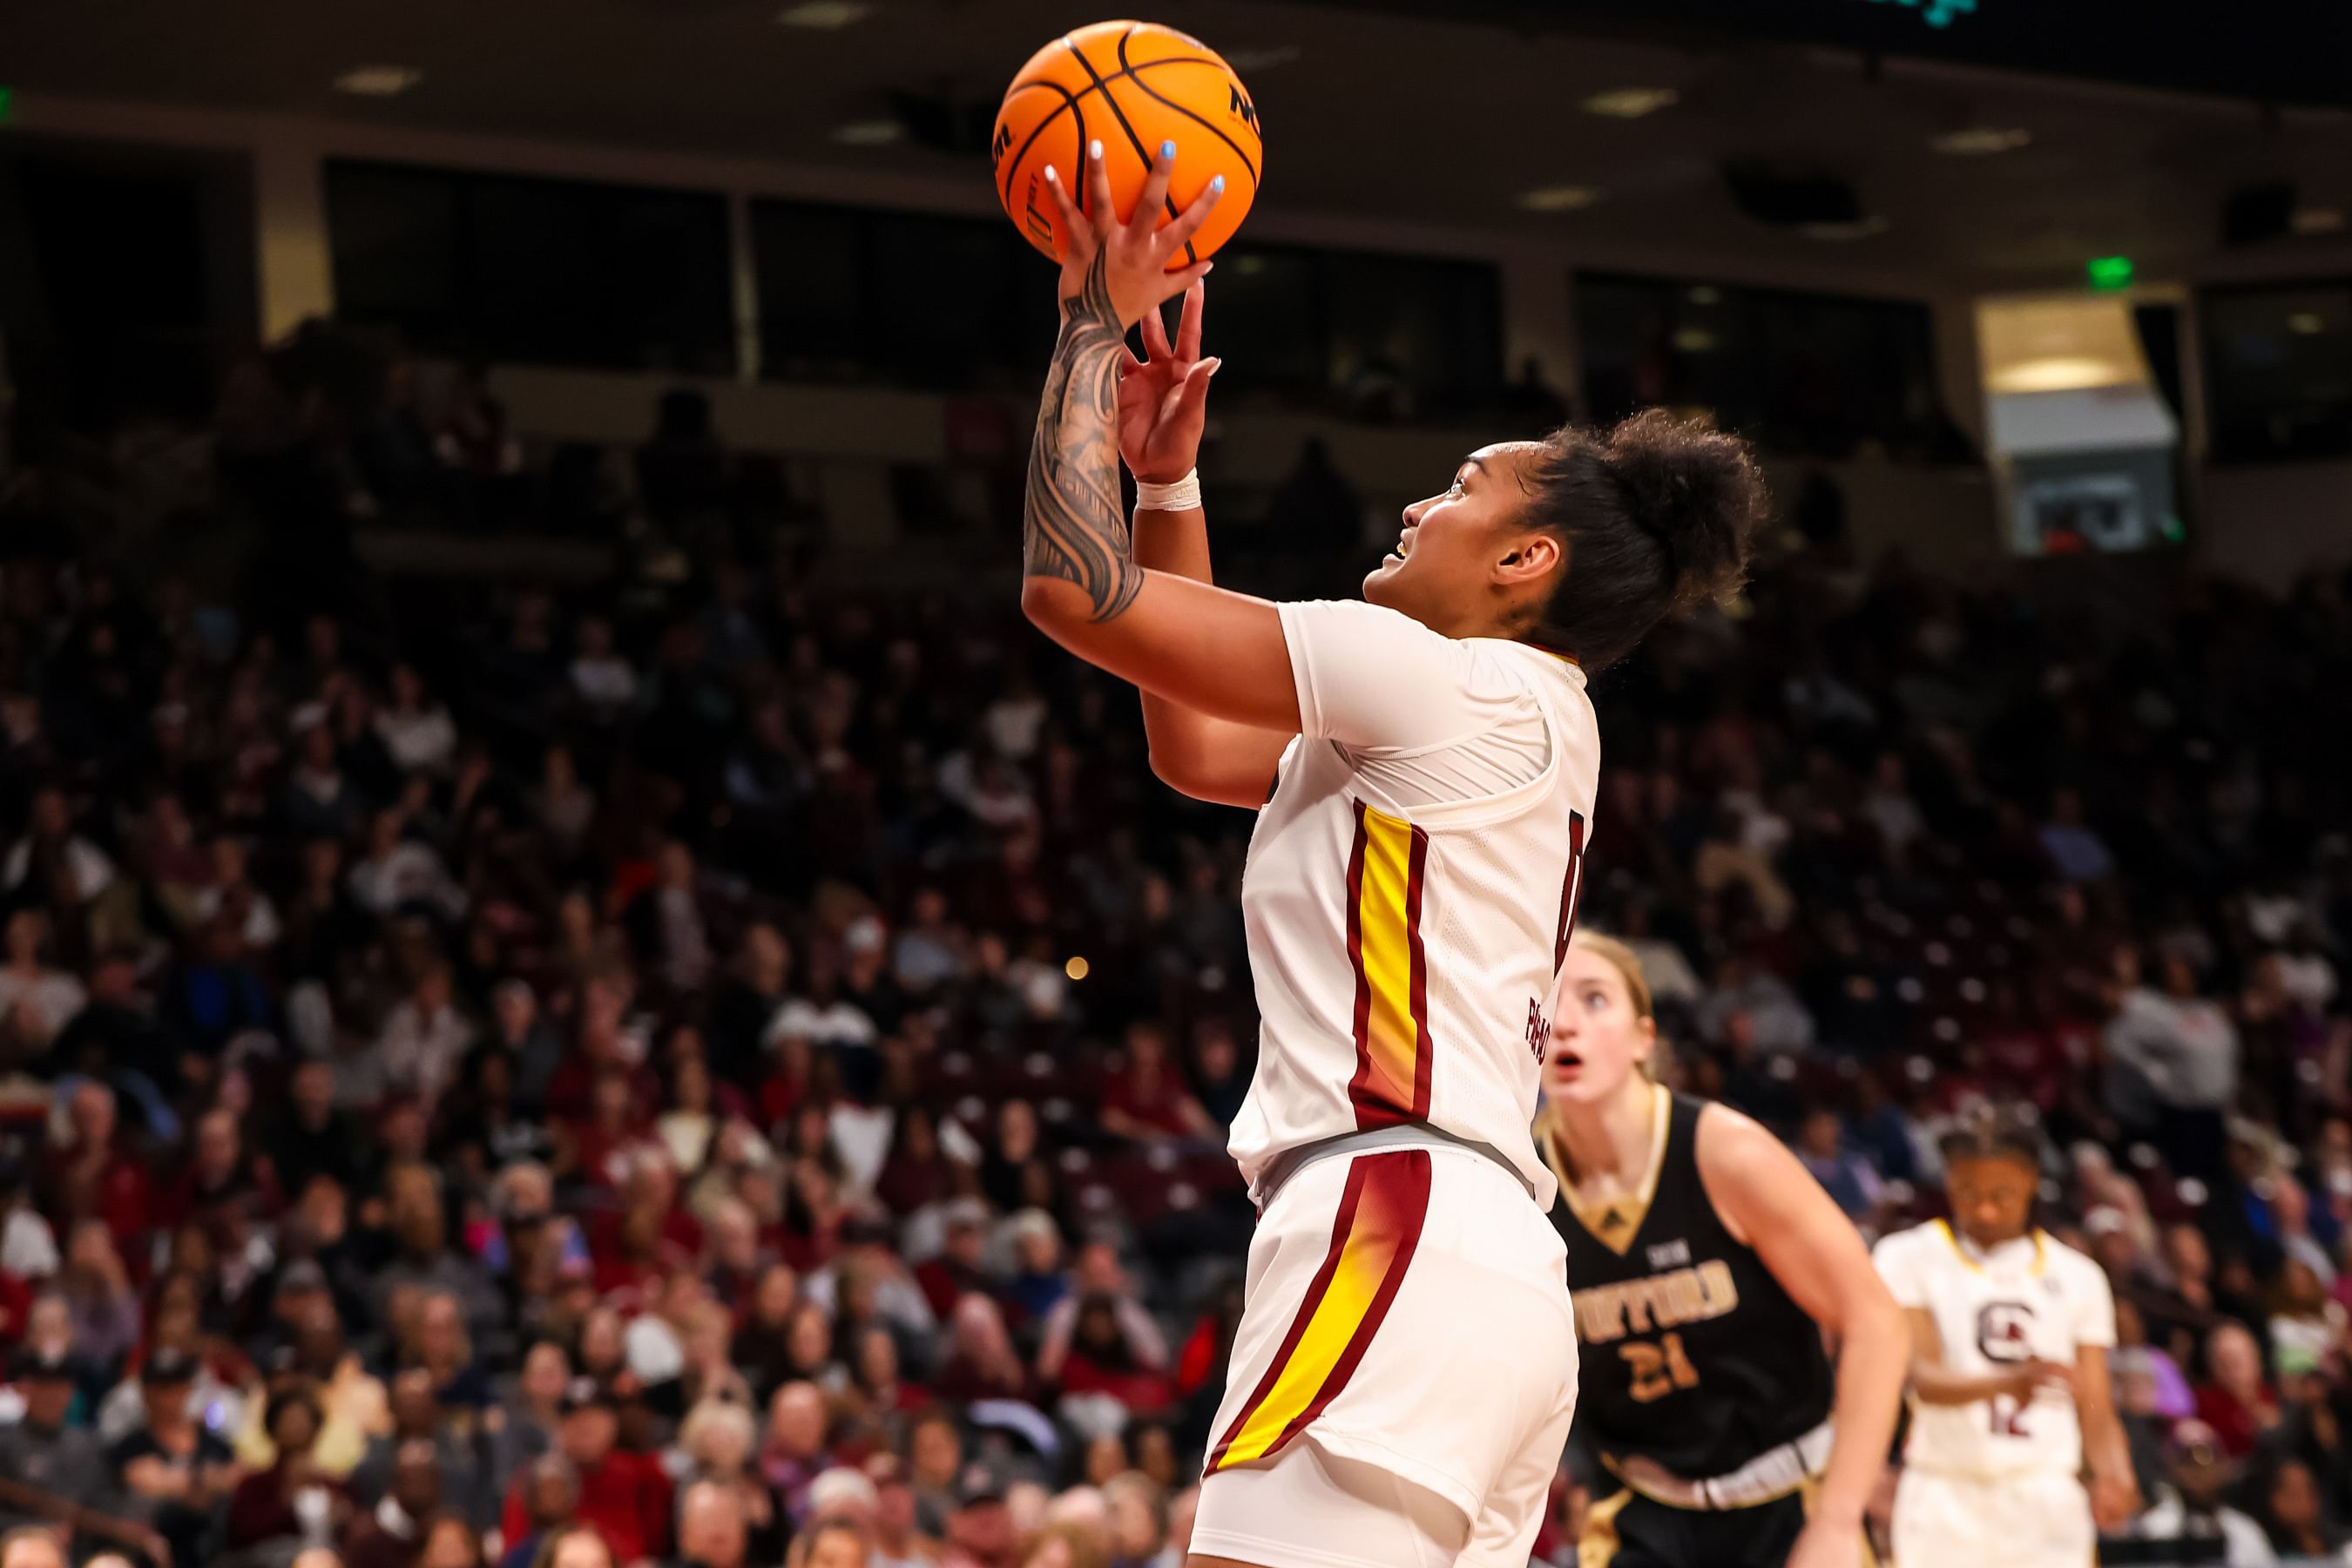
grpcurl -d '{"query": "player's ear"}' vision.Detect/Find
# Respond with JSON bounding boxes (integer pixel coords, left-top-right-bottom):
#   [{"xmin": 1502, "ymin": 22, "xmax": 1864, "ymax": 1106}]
[
  {"xmin": 1493, "ymin": 531, "xmax": 1562, "ymax": 587},
  {"xmin": 1631, "ymin": 1014, "xmax": 1659, "ymax": 1077}
]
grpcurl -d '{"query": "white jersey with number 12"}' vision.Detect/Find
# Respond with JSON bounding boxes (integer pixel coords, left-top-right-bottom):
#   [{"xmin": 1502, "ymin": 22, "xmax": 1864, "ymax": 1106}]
[{"xmin": 1872, "ymin": 1220, "xmax": 2116, "ymax": 1479}]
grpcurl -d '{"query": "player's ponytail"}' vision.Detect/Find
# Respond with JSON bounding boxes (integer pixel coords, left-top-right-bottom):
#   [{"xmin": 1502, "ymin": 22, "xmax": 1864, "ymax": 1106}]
[{"xmin": 1522, "ymin": 411, "xmax": 1766, "ymax": 670}]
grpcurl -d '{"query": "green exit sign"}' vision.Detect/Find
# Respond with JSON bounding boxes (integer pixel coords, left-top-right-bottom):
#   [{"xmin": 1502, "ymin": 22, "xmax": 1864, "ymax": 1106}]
[
  {"xmin": 2085, "ymin": 256, "xmax": 2135, "ymax": 291},
  {"xmin": 0, "ymin": 88, "xmax": 13, "ymax": 126}
]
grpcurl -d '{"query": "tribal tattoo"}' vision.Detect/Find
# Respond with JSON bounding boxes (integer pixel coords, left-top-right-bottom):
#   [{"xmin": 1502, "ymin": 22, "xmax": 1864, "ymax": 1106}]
[{"xmin": 1023, "ymin": 249, "xmax": 1144, "ymax": 623}]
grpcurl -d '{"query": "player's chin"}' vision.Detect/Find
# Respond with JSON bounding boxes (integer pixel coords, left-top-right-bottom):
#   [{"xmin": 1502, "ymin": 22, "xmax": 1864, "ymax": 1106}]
[{"xmin": 1362, "ymin": 554, "xmax": 1408, "ymax": 601}]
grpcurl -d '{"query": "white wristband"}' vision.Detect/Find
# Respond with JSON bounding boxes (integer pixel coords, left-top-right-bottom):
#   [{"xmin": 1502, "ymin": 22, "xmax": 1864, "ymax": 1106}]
[{"xmin": 1133, "ymin": 470, "xmax": 1202, "ymax": 514}]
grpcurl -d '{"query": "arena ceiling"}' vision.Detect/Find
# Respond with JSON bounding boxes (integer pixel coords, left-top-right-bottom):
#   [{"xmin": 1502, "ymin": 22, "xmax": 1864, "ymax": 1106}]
[{"xmin": 3, "ymin": 0, "xmax": 2348, "ymax": 285}]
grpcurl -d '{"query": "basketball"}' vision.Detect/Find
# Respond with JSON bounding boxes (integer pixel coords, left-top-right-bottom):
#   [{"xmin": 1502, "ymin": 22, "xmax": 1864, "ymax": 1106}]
[{"xmin": 991, "ymin": 19, "xmax": 1263, "ymax": 268}]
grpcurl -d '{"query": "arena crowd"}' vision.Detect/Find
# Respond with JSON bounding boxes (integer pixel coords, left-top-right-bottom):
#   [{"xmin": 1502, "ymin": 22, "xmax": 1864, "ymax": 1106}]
[{"xmin": 0, "ymin": 355, "xmax": 2348, "ymax": 1568}]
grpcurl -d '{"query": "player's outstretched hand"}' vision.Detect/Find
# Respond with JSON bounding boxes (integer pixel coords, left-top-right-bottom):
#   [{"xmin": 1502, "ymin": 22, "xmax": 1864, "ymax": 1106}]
[
  {"xmin": 1043, "ymin": 138, "xmax": 1221, "ymax": 329},
  {"xmin": 1784, "ymin": 1517, "xmax": 1865, "ymax": 1568},
  {"xmin": 1119, "ymin": 281, "xmax": 1219, "ymax": 485}
]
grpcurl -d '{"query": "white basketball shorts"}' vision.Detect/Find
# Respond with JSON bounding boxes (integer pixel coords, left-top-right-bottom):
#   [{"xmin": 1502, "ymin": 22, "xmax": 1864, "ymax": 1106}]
[
  {"xmin": 1891, "ymin": 1466, "xmax": 2093, "ymax": 1568},
  {"xmin": 1193, "ymin": 1140, "xmax": 1579, "ymax": 1568}
]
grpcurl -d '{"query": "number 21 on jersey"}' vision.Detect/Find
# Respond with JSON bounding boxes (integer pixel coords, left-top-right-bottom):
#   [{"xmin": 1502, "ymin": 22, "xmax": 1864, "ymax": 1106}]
[{"xmin": 1623, "ymin": 1333, "xmax": 1700, "ymax": 1402}]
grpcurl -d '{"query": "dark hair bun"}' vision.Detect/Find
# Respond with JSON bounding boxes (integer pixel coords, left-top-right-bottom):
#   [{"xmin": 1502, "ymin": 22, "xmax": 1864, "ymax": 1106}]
[{"xmin": 1600, "ymin": 409, "xmax": 1766, "ymax": 612}]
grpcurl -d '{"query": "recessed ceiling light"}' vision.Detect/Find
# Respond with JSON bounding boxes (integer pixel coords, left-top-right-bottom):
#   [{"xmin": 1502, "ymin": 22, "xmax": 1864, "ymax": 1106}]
[
  {"xmin": 2288, "ymin": 312, "xmax": 2328, "ymax": 335},
  {"xmin": 1687, "ymin": 286, "xmax": 1722, "ymax": 305},
  {"xmin": 1671, "ymin": 328, "xmax": 1718, "ymax": 353},
  {"xmin": 1222, "ymin": 44, "xmax": 1302, "ymax": 71},
  {"xmin": 829, "ymin": 118, "xmax": 902, "ymax": 145},
  {"xmin": 2292, "ymin": 207, "xmax": 2345, "ymax": 235},
  {"xmin": 334, "ymin": 65, "xmax": 422, "ymax": 97},
  {"xmin": 776, "ymin": 1, "xmax": 871, "ymax": 27},
  {"xmin": 1930, "ymin": 126, "xmax": 2031, "ymax": 156},
  {"xmin": 1519, "ymin": 185, "xmax": 1604, "ymax": 213},
  {"xmin": 1582, "ymin": 87, "xmax": 1679, "ymax": 119},
  {"xmin": 1798, "ymin": 215, "xmax": 1891, "ymax": 241}
]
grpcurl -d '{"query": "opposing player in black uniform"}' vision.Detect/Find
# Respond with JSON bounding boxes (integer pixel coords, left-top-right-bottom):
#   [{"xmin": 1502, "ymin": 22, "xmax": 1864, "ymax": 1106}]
[{"xmin": 1538, "ymin": 932, "xmax": 1909, "ymax": 1568}]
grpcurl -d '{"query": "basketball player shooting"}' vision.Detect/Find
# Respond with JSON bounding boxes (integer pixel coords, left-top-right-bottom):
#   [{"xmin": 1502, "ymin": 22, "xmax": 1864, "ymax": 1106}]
[
  {"xmin": 1021, "ymin": 138, "xmax": 1762, "ymax": 1568},
  {"xmin": 1873, "ymin": 1107, "xmax": 2140, "ymax": 1568}
]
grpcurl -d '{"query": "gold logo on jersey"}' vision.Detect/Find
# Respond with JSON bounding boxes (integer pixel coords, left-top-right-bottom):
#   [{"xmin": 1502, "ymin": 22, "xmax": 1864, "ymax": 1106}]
[{"xmin": 1573, "ymin": 1259, "xmax": 1740, "ymax": 1345}]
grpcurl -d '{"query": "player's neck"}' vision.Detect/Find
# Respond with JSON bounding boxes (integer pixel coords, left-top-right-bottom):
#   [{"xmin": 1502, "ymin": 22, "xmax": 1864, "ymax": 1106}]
[
  {"xmin": 1955, "ymin": 1225, "xmax": 2034, "ymax": 1257},
  {"xmin": 1551, "ymin": 1078, "xmax": 1659, "ymax": 1186}
]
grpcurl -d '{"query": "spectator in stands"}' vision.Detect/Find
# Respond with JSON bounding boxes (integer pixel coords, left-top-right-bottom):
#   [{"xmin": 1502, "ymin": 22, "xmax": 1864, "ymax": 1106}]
[
  {"xmin": 1794, "ymin": 1109, "xmax": 1882, "ymax": 1220},
  {"xmin": 348, "ymin": 809, "xmax": 466, "ymax": 923},
  {"xmin": 376, "ymin": 665, "xmax": 458, "ymax": 778},
  {"xmin": 2040, "ymin": 787, "xmax": 2116, "ymax": 884},
  {"xmin": 378, "ymin": 963, "xmax": 474, "ymax": 1112},
  {"xmin": 2254, "ymin": 1455, "xmax": 2345, "ymax": 1562},
  {"xmin": 496, "ymin": 1455, "xmax": 578, "ymax": 1568},
  {"xmin": 562, "ymin": 1379, "xmax": 676, "ymax": 1562},
  {"xmin": 281, "ymin": 724, "xmax": 367, "ymax": 842},
  {"xmin": 674, "ymin": 1397, "xmax": 779, "ymax": 1555},
  {"xmin": 54, "ymin": 1220, "xmax": 139, "ymax": 1374},
  {"xmin": 672, "ymin": 1478, "xmax": 751, "ymax": 1568},
  {"xmin": 2195, "ymin": 1321, "xmax": 2281, "ymax": 1458},
  {"xmin": 756, "ymin": 1380, "xmax": 835, "ymax": 1524},
  {"xmin": 351, "ymin": 1369, "xmax": 480, "ymax": 1524},
  {"xmin": 2125, "ymin": 1420, "xmax": 2275, "ymax": 1567},
  {"xmin": 625, "ymin": 841, "xmax": 716, "ymax": 998},
  {"xmin": 373, "ymin": 1166, "xmax": 503, "ymax": 1338},
  {"xmin": 0, "ymin": 1530, "xmax": 67, "ymax": 1568},
  {"xmin": 1098, "ymin": 1023, "xmax": 1213, "ymax": 1146},
  {"xmin": 1102, "ymin": 1471, "xmax": 1166, "ymax": 1568},
  {"xmin": 226, "ymin": 1386, "xmax": 347, "ymax": 1553},
  {"xmin": 0, "ymin": 1350, "xmax": 105, "ymax": 1535},
  {"xmin": 342, "ymin": 1438, "xmax": 442, "ymax": 1568},
  {"xmin": 1036, "ymin": 1245, "xmax": 1166, "ymax": 1389},
  {"xmin": 3, "ymin": 787, "xmax": 118, "ymax": 910},
  {"xmin": 791, "ymin": 1519, "xmax": 872, "ymax": 1568},
  {"xmin": 2107, "ymin": 950, "xmax": 2240, "ymax": 1179},
  {"xmin": 0, "ymin": 911, "xmax": 84, "ymax": 1043},
  {"xmin": 111, "ymin": 1350, "xmax": 241, "ymax": 1567}
]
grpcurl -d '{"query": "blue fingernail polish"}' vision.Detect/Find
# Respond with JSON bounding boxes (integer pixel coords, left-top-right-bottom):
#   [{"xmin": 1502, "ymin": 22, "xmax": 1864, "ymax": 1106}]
[
  {"xmin": 1161, "ymin": 140, "xmax": 1176, "ymax": 160},
  {"xmin": 1211, "ymin": 174, "xmax": 1226, "ymax": 193}
]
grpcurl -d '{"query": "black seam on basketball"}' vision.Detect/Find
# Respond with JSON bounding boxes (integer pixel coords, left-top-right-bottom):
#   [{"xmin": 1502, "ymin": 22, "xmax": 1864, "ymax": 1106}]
[
  {"xmin": 1065, "ymin": 32, "xmax": 1183, "ymax": 243},
  {"xmin": 1116, "ymin": 49, "xmax": 1260, "ymax": 188},
  {"xmin": 998, "ymin": 78, "xmax": 1085, "ymax": 213},
  {"xmin": 1116, "ymin": 24, "xmax": 1199, "ymax": 266}
]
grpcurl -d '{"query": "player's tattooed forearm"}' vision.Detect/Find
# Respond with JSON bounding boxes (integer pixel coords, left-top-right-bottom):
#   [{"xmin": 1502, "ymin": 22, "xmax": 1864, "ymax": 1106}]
[{"xmin": 1023, "ymin": 249, "xmax": 1143, "ymax": 623}]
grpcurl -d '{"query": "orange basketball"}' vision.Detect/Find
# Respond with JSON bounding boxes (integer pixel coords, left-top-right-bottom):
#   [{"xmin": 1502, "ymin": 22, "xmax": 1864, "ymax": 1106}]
[{"xmin": 991, "ymin": 20, "xmax": 1263, "ymax": 269}]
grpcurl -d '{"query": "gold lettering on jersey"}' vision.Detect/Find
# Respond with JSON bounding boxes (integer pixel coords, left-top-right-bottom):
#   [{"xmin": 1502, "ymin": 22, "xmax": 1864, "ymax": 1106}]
[{"xmin": 1572, "ymin": 1259, "xmax": 1740, "ymax": 1345}]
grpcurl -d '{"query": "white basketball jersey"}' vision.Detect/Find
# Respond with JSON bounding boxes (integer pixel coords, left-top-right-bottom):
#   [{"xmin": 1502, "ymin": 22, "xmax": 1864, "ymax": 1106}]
[
  {"xmin": 1227, "ymin": 599, "xmax": 1599, "ymax": 1208},
  {"xmin": 1874, "ymin": 1220, "xmax": 2117, "ymax": 1479}
]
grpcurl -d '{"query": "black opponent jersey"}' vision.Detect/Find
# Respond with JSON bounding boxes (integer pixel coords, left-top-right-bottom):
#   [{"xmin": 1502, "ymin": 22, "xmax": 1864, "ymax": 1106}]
[{"xmin": 1545, "ymin": 1086, "xmax": 1835, "ymax": 1478}]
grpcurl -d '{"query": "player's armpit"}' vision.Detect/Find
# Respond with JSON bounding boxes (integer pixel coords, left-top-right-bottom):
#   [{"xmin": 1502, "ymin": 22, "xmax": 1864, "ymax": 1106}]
[
  {"xmin": 1023, "ymin": 570, "xmax": 1304, "ymax": 733},
  {"xmin": 1146, "ymin": 713, "xmax": 1289, "ymax": 807}
]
